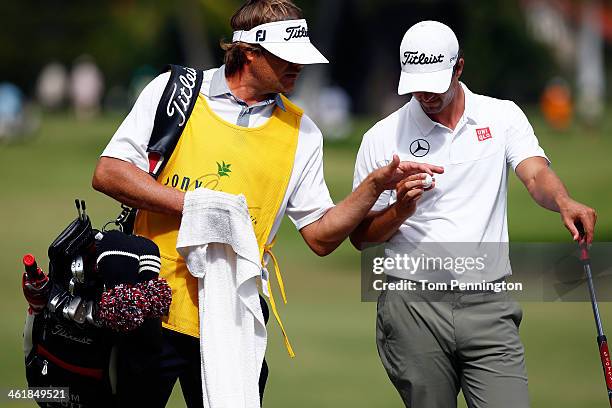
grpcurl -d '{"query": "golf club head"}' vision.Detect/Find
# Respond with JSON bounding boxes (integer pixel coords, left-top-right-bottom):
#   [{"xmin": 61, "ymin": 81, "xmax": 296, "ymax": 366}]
[
  {"xmin": 68, "ymin": 278, "xmax": 77, "ymax": 295},
  {"xmin": 48, "ymin": 291, "xmax": 70, "ymax": 313},
  {"xmin": 85, "ymin": 300, "xmax": 99, "ymax": 327},
  {"xmin": 61, "ymin": 298, "xmax": 73, "ymax": 320},
  {"xmin": 71, "ymin": 255, "xmax": 85, "ymax": 283},
  {"xmin": 64, "ymin": 296, "xmax": 82, "ymax": 321},
  {"xmin": 71, "ymin": 297, "xmax": 88, "ymax": 324}
]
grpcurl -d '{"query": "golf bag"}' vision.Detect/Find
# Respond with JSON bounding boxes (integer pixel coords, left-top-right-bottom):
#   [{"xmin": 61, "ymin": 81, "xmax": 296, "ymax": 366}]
[
  {"xmin": 23, "ymin": 202, "xmax": 172, "ymax": 408},
  {"xmin": 24, "ymin": 205, "xmax": 115, "ymax": 407},
  {"xmin": 23, "ymin": 64, "xmax": 202, "ymax": 407}
]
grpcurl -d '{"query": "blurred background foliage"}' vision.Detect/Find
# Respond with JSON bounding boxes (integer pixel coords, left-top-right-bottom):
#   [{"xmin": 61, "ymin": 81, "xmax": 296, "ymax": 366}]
[{"xmin": 0, "ymin": 0, "xmax": 561, "ymax": 109}]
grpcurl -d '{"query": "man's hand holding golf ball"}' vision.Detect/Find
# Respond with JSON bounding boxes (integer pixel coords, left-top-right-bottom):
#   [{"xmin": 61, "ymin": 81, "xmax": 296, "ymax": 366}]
[
  {"xmin": 393, "ymin": 172, "xmax": 436, "ymax": 219},
  {"xmin": 390, "ymin": 151, "xmax": 438, "ymax": 221},
  {"xmin": 349, "ymin": 155, "xmax": 443, "ymax": 248},
  {"xmin": 369, "ymin": 154, "xmax": 443, "ymax": 193}
]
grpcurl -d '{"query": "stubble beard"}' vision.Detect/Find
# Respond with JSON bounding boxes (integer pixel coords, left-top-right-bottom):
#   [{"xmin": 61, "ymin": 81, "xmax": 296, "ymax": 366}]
[{"xmin": 420, "ymin": 82, "xmax": 457, "ymax": 114}]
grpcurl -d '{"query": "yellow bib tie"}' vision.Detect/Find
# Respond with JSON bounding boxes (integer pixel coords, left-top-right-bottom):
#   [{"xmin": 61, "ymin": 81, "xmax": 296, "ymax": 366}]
[{"xmin": 263, "ymin": 240, "xmax": 295, "ymax": 357}]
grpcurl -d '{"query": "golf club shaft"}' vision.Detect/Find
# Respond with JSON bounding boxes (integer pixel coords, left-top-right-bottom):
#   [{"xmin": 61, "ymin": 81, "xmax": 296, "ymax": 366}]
[
  {"xmin": 584, "ymin": 257, "xmax": 605, "ymax": 337},
  {"xmin": 581, "ymin": 245, "xmax": 612, "ymax": 407}
]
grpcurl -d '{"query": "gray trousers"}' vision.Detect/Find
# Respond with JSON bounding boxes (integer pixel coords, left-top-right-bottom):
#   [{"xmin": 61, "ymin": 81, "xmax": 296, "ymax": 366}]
[{"xmin": 376, "ymin": 284, "xmax": 529, "ymax": 408}]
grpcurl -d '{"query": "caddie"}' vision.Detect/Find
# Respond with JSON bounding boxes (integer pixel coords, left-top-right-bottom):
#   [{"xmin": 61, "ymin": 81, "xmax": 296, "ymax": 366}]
[
  {"xmin": 350, "ymin": 20, "xmax": 597, "ymax": 408},
  {"xmin": 92, "ymin": 1, "xmax": 442, "ymax": 407}
]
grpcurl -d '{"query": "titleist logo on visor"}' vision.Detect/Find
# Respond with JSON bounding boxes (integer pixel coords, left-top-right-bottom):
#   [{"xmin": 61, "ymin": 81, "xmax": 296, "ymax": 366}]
[
  {"xmin": 284, "ymin": 26, "xmax": 309, "ymax": 41},
  {"xmin": 402, "ymin": 51, "xmax": 445, "ymax": 65}
]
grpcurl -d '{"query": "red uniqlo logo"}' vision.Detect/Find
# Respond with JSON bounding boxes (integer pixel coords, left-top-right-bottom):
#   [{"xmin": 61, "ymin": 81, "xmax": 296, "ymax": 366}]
[{"xmin": 476, "ymin": 127, "xmax": 492, "ymax": 141}]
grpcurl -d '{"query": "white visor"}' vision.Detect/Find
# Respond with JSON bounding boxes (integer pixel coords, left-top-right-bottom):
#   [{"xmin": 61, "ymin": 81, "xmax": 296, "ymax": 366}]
[{"xmin": 232, "ymin": 19, "xmax": 329, "ymax": 65}]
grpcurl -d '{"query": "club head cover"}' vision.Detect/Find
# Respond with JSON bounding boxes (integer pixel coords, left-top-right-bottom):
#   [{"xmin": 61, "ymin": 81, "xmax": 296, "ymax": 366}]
[
  {"xmin": 98, "ymin": 283, "xmax": 145, "ymax": 332},
  {"xmin": 96, "ymin": 230, "xmax": 142, "ymax": 287},
  {"xmin": 95, "ymin": 231, "xmax": 170, "ymax": 332},
  {"xmin": 132, "ymin": 234, "xmax": 162, "ymax": 282}
]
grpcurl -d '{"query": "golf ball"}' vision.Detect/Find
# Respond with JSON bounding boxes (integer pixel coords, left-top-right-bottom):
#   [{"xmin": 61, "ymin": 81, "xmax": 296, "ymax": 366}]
[{"xmin": 423, "ymin": 174, "xmax": 433, "ymax": 189}]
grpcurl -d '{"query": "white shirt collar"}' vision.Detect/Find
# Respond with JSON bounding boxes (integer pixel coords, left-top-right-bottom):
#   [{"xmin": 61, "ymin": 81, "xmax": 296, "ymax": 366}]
[{"xmin": 208, "ymin": 65, "xmax": 286, "ymax": 111}]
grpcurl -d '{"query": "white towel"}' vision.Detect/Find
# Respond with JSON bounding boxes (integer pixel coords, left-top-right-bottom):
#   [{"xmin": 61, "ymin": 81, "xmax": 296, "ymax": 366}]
[{"xmin": 176, "ymin": 188, "xmax": 267, "ymax": 408}]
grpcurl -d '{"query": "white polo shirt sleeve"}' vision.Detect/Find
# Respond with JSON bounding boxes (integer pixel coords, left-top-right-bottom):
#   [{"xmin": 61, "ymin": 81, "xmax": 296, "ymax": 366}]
[
  {"xmin": 353, "ymin": 127, "xmax": 393, "ymax": 212},
  {"xmin": 101, "ymin": 72, "xmax": 171, "ymax": 172},
  {"xmin": 504, "ymin": 101, "xmax": 549, "ymax": 170},
  {"xmin": 285, "ymin": 115, "xmax": 335, "ymax": 230}
]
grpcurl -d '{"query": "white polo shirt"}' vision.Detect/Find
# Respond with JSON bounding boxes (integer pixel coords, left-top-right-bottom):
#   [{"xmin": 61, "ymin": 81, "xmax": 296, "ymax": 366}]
[
  {"xmin": 353, "ymin": 83, "xmax": 548, "ymax": 278},
  {"xmin": 102, "ymin": 66, "xmax": 335, "ymax": 239}
]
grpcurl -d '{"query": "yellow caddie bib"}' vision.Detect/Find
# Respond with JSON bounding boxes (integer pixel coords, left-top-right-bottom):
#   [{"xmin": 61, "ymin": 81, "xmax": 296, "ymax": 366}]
[{"xmin": 133, "ymin": 94, "xmax": 301, "ymax": 343}]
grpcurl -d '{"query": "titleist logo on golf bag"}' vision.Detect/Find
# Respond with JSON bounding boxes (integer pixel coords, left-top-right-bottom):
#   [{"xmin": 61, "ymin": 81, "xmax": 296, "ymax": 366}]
[
  {"xmin": 166, "ymin": 67, "xmax": 198, "ymax": 127},
  {"xmin": 51, "ymin": 324, "xmax": 94, "ymax": 345},
  {"xmin": 402, "ymin": 51, "xmax": 445, "ymax": 65},
  {"xmin": 284, "ymin": 26, "xmax": 308, "ymax": 41}
]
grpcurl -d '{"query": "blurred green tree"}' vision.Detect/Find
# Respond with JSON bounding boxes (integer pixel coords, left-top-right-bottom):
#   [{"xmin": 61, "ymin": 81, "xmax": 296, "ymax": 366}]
[
  {"xmin": 460, "ymin": 0, "xmax": 556, "ymax": 101},
  {"xmin": 0, "ymin": 0, "xmax": 556, "ymax": 108}
]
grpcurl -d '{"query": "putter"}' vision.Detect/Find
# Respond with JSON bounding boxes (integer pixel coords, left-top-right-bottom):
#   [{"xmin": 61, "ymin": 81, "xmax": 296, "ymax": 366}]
[{"xmin": 579, "ymin": 236, "xmax": 612, "ymax": 407}]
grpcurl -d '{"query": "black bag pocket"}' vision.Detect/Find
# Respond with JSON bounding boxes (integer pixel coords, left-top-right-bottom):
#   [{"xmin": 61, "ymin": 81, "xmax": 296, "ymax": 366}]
[
  {"xmin": 26, "ymin": 346, "xmax": 114, "ymax": 408},
  {"xmin": 25, "ymin": 313, "xmax": 114, "ymax": 408}
]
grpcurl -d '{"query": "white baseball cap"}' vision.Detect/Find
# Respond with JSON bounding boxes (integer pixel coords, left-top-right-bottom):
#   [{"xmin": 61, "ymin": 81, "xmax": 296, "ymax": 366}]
[
  {"xmin": 232, "ymin": 19, "xmax": 328, "ymax": 65},
  {"xmin": 398, "ymin": 21, "xmax": 459, "ymax": 95}
]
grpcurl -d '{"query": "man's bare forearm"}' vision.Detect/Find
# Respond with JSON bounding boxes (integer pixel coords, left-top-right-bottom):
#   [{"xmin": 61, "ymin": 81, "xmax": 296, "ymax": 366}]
[
  {"xmin": 525, "ymin": 166, "xmax": 571, "ymax": 212},
  {"xmin": 300, "ymin": 157, "xmax": 441, "ymax": 256},
  {"xmin": 92, "ymin": 157, "xmax": 184, "ymax": 215},
  {"xmin": 517, "ymin": 157, "xmax": 597, "ymax": 243},
  {"xmin": 350, "ymin": 204, "xmax": 410, "ymax": 249},
  {"xmin": 350, "ymin": 174, "xmax": 426, "ymax": 249}
]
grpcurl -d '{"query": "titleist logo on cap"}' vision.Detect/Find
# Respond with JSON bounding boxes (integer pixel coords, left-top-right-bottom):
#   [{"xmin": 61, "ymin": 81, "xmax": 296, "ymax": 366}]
[
  {"xmin": 284, "ymin": 26, "xmax": 309, "ymax": 41},
  {"xmin": 402, "ymin": 51, "xmax": 445, "ymax": 66}
]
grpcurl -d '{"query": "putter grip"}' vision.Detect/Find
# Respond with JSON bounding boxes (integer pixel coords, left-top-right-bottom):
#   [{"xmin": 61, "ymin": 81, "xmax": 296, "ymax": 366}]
[{"xmin": 597, "ymin": 335, "xmax": 612, "ymax": 406}]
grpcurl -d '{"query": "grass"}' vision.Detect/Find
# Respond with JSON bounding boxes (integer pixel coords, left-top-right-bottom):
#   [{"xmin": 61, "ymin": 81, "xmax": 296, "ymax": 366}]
[{"xmin": 0, "ymin": 109, "xmax": 611, "ymax": 407}]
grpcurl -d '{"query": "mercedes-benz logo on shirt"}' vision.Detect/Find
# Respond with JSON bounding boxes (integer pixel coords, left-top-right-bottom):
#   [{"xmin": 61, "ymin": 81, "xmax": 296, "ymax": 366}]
[{"xmin": 410, "ymin": 139, "xmax": 430, "ymax": 157}]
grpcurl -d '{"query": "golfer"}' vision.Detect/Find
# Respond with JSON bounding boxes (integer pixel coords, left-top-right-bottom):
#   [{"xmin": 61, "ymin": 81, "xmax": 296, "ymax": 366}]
[
  {"xmin": 350, "ymin": 21, "xmax": 597, "ymax": 408},
  {"xmin": 93, "ymin": 1, "xmax": 441, "ymax": 406}
]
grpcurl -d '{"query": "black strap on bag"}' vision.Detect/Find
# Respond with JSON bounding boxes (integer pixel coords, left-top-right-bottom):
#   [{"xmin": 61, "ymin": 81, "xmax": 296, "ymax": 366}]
[{"xmin": 108, "ymin": 65, "xmax": 204, "ymax": 234}]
